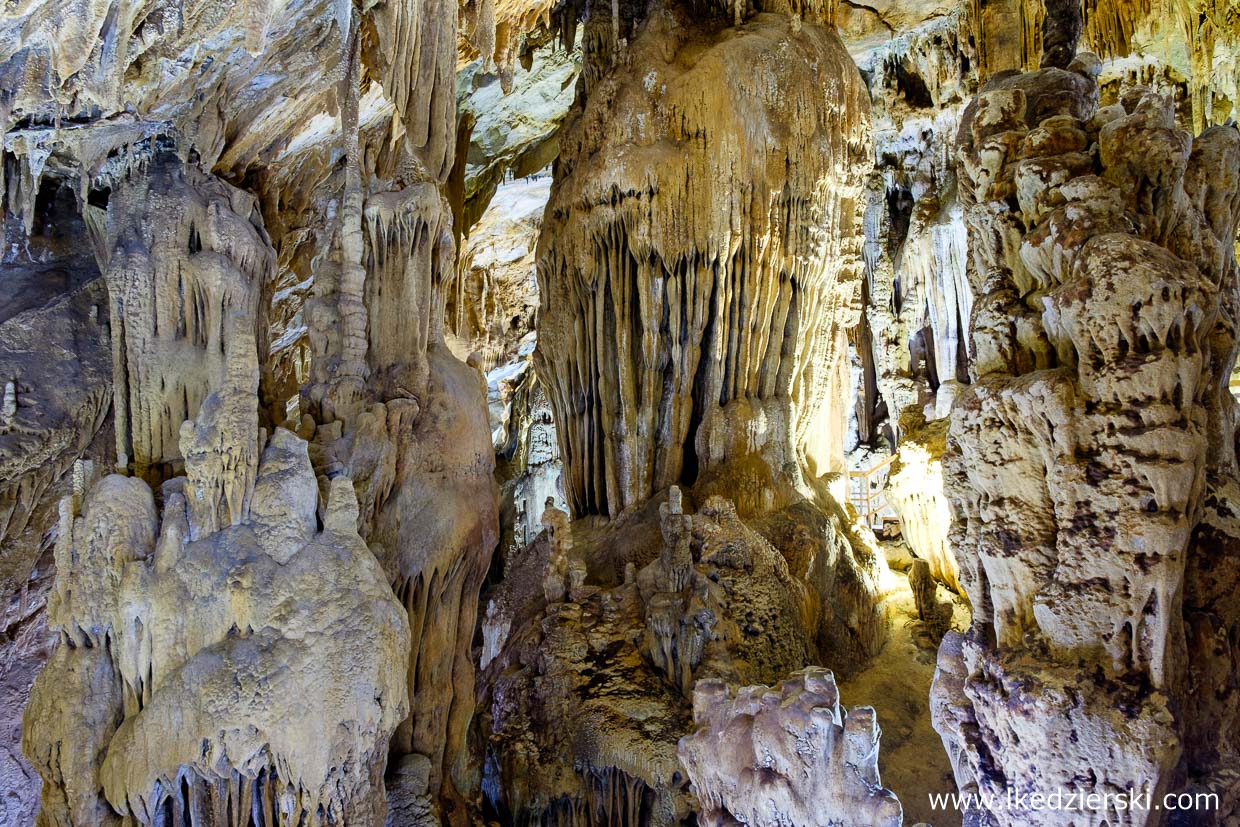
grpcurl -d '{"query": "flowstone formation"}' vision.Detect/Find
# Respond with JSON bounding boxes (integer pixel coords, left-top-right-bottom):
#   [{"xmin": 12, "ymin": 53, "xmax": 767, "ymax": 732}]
[
  {"xmin": 965, "ymin": 0, "xmax": 1239, "ymax": 134},
  {"xmin": 535, "ymin": 0, "xmax": 871, "ymax": 518},
  {"xmin": 887, "ymin": 410, "xmax": 960, "ymax": 595},
  {"xmin": 479, "ymin": 0, "xmax": 901, "ymax": 823},
  {"xmin": 27, "ymin": 452, "xmax": 410, "ymax": 827},
  {"xmin": 678, "ymin": 668, "xmax": 902, "ymax": 827},
  {"xmin": 847, "ymin": 0, "xmax": 1240, "ymax": 599},
  {"xmin": 301, "ymin": 342, "xmax": 499, "ymax": 819},
  {"xmin": 294, "ymin": 21, "xmax": 500, "ymax": 819},
  {"xmin": 481, "ymin": 486, "xmax": 894, "ymax": 825},
  {"xmin": 100, "ymin": 158, "xmax": 274, "ymax": 481},
  {"xmin": 932, "ymin": 28, "xmax": 1240, "ymax": 824},
  {"xmin": 5, "ymin": 0, "xmax": 1240, "ymax": 823},
  {"xmin": 480, "ymin": 491, "xmax": 809, "ymax": 824}
]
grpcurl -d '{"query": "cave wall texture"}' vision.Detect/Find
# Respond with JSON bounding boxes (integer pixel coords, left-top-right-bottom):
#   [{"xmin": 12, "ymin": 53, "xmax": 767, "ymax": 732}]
[{"xmin": 0, "ymin": 0, "xmax": 1238, "ymax": 825}]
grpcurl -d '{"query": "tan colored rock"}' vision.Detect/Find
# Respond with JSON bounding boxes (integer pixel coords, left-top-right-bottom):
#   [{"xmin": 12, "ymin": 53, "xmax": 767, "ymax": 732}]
[
  {"xmin": 478, "ymin": 9, "xmax": 898, "ymax": 822},
  {"xmin": 0, "ymin": 0, "xmax": 507, "ymax": 822},
  {"xmin": 21, "ymin": 216, "xmax": 413, "ymax": 818},
  {"xmin": 535, "ymin": 1, "xmax": 871, "ymax": 517},
  {"xmin": 852, "ymin": 8, "xmax": 976, "ymax": 449},
  {"xmin": 481, "ymin": 490, "xmax": 836, "ymax": 825},
  {"xmin": 21, "ymin": 643, "xmax": 123, "ymax": 827},
  {"xmin": 966, "ymin": 0, "xmax": 1238, "ymax": 132},
  {"xmin": 101, "ymin": 157, "xmax": 272, "ymax": 480},
  {"xmin": 448, "ymin": 175, "xmax": 548, "ymax": 371},
  {"xmin": 307, "ymin": 345, "xmax": 499, "ymax": 812},
  {"xmin": 933, "ymin": 45, "xmax": 1240, "ymax": 824},
  {"xmin": 908, "ymin": 558, "xmax": 951, "ymax": 636}
]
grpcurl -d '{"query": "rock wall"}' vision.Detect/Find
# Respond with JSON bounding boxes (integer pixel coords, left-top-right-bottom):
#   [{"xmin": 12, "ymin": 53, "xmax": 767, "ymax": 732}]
[
  {"xmin": 0, "ymin": 188, "xmax": 115, "ymax": 826},
  {"xmin": 851, "ymin": 8, "xmax": 976, "ymax": 450},
  {"xmin": 967, "ymin": 0, "xmax": 1238, "ymax": 132},
  {"xmin": 851, "ymin": 0, "xmax": 1239, "ymax": 455},
  {"xmin": 305, "ymin": 343, "xmax": 498, "ymax": 813},
  {"xmin": 449, "ymin": 175, "xmax": 548, "ymax": 372},
  {"xmin": 0, "ymin": 273, "xmax": 110, "ymax": 597},
  {"xmin": 3, "ymin": 0, "xmax": 1236, "ymax": 825},
  {"xmin": 932, "ymin": 41, "xmax": 1240, "ymax": 824}
]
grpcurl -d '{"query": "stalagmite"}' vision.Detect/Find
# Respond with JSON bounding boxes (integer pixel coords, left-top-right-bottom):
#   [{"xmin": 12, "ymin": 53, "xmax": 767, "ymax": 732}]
[
  {"xmin": 481, "ymin": 490, "xmax": 844, "ymax": 824},
  {"xmin": 2, "ymin": 381, "xmax": 15, "ymax": 422},
  {"xmin": 22, "ymin": 159, "xmax": 411, "ymax": 824},
  {"xmin": 1040, "ymin": 0, "xmax": 1083, "ymax": 68},
  {"xmin": 336, "ymin": 26, "xmax": 372, "ymax": 387}
]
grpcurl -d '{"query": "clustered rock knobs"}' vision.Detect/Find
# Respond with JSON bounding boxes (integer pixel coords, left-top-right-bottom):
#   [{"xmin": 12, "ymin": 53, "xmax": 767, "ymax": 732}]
[{"xmin": 0, "ymin": 0, "xmax": 1238, "ymax": 826}]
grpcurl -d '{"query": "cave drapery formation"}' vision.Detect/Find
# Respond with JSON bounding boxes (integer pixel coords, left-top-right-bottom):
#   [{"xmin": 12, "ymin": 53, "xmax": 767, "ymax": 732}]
[{"xmin": 0, "ymin": 0, "xmax": 1239, "ymax": 825}]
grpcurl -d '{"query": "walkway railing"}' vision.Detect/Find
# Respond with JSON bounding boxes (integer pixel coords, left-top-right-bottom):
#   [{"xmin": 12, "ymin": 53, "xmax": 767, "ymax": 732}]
[{"xmin": 847, "ymin": 454, "xmax": 899, "ymax": 532}]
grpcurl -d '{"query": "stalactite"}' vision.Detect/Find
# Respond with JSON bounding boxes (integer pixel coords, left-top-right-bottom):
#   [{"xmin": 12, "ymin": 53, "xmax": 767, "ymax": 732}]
[
  {"xmin": 100, "ymin": 155, "xmax": 273, "ymax": 479},
  {"xmin": 535, "ymin": 2, "xmax": 870, "ymax": 518},
  {"xmin": 967, "ymin": 0, "xmax": 1239, "ymax": 129},
  {"xmin": 364, "ymin": 0, "xmax": 458, "ymax": 182},
  {"xmin": 29, "ymin": 422, "xmax": 410, "ymax": 827},
  {"xmin": 2, "ymin": 0, "xmax": 499, "ymax": 822},
  {"xmin": 1082, "ymin": 0, "xmax": 1153, "ymax": 60},
  {"xmin": 475, "ymin": 0, "xmax": 498, "ymax": 70},
  {"xmin": 363, "ymin": 184, "xmax": 452, "ymax": 400},
  {"xmin": 245, "ymin": 0, "xmax": 275, "ymax": 55}
]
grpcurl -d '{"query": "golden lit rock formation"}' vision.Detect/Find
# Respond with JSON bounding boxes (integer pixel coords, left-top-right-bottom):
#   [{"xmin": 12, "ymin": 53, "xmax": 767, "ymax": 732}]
[{"xmin": 534, "ymin": 0, "xmax": 870, "ymax": 517}]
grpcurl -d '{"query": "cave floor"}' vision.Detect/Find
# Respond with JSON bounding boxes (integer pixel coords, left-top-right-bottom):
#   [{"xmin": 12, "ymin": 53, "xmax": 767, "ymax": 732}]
[{"xmin": 838, "ymin": 557, "xmax": 971, "ymax": 825}]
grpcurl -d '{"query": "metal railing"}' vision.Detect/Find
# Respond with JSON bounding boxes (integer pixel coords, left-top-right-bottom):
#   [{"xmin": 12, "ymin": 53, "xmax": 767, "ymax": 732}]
[{"xmin": 847, "ymin": 454, "xmax": 899, "ymax": 531}]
